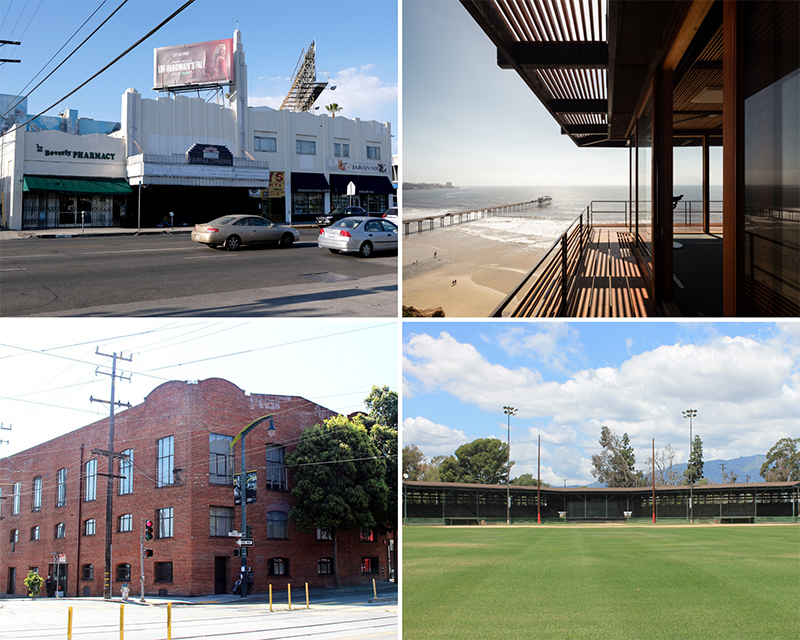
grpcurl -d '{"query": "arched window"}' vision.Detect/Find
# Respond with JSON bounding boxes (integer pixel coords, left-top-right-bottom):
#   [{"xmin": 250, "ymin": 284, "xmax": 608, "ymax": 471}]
[
  {"xmin": 55, "ymin": 522, "xmax": 66, "ymax": 539},
  {"xmin": 30, "ymin": 526, "xmax": 40, "ymax": 541},
  {"xmin": 83, "ymin": 519, "xmax": 96, "ymax": 536},
  {"xmin": 32, "ymin": 476, "xmax": 42, "ymax": 511}
]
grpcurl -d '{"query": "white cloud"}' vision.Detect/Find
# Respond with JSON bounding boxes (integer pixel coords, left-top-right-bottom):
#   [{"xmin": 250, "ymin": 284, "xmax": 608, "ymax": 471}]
[
  {"xmin": 403, "ymin": 329, "xmax": 800, "ymax": 484},
  {"xmin": 402, "ymin": 416, "xmax": 469, "ymax": 457}
]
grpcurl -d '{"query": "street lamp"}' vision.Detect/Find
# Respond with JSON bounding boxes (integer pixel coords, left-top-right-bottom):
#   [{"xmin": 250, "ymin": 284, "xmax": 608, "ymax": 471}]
[
  {"xmin": 503, "ymin": 406, "xmax": 517, "ymax": 525},
  {"xmin": 682, "ymin": 409, "xmax": 697, "ymax": 523}
]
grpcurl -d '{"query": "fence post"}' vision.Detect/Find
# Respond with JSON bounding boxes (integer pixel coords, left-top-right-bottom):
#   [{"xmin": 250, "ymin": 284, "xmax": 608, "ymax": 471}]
[
  {"xmin": 68, "ymin": 606, "xmax": 73, "ymax": 640},
  {"xmin": 120, "ymin": 604, "xmax": 124, "ymax": 640},
  {"xmin": 167, "ymin": 602, "xmax": 172, "ymax": 640},
  {"xmin": 269, "ymin": 584, "xmax": 273, "ymax": 612},
  {"xmin": 288, "ymin": 583, "xmax": 292, "ymax": 610},
  {"xmin": 305, "ymin": 582, "xmax": 310, "ymax": 609}
]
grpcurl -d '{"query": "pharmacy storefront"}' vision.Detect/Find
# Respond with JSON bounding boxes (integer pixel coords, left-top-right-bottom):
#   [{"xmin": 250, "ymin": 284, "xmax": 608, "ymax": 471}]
[{"xmin": 19, "ymin": 130, "xmax": 130, "ymax": 229}]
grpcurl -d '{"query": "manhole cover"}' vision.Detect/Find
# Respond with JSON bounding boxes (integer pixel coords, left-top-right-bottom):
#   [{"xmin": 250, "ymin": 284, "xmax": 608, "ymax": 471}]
[{"xmin": 299, "ymin": 272, "xmax": 357, "ymax": 283}]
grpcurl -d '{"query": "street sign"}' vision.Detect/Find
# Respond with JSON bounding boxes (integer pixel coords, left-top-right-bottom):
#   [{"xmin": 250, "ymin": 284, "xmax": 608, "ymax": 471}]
[
  {"xmin": 228, "ymin": 530, "xmax": 242, "ymax": 537},
  {"xmin": 236, "ymin": 538, "xmax": 254, "ymax": 547},
  {"xmin": 347, "ymin": 181, "xmax": 356, "ymax": 196}
]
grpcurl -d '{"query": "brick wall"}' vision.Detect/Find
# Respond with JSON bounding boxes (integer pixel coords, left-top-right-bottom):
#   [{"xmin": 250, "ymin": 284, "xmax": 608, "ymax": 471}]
[{"xmin": 1, "ymin": 378, "xmax": 394, "ymax": 597}]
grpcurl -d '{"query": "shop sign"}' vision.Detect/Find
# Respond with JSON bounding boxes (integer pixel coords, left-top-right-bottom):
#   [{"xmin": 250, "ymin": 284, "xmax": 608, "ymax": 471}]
[
  {"xmin": 35, "ymin": 144, "xmax": 116, "ymax": 160},
  {"xmin": 334, "ymin": 159, "xmax": 387, "ymax": 174},
  {"xmin": 186, "ymin": 143, "xmax": 233, "ymax": 166},
  {"xmin": 269, "ymin": 171, "xmax": 285, "ymax": 197}
]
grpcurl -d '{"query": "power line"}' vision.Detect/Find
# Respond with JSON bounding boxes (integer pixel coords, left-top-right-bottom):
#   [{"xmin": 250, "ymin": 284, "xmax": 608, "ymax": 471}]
[
  {"xmin": 1, "ymin": 0, "xmax": 196, "ymax": 137},
  {"xmin": 0, "ymin": 0, "xmax": 115, "ymax": 120}
]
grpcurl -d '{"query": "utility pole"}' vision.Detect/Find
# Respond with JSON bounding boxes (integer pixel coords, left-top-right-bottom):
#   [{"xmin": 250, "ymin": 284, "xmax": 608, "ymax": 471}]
[
  {"xmin": 90, "ymin": 349, "xmax": 132, "ymax": 600},
  {"xmin": 682, "ymin": 409, "xmax": 697, "ymax": 523},
  {"xmin": 719, "ymin": 463, "xmax": 727, "ymax": 484},
  {"xmin": 502, "ymin": 406, "xmax": 517, "ymax": 526}
]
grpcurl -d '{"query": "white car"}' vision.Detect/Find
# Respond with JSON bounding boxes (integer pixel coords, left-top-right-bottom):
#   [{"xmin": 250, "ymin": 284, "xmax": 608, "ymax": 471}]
[
  {"xmin": 318, "ymin": 217, "xmax": 398, "ymax": 258},
  {"xmin": 382, "ymin": 206, "xmax": 398, "ymax": 222}
]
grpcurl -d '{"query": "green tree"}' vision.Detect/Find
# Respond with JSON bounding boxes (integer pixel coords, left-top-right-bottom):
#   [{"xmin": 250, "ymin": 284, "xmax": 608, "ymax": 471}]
[
  {"xmin": 438, "ymin": 438, "xmax": 512, "ymax": 484},
  {"xmin": 364, "ymin": 386, "xmax": 397, "ymax": 430},
  {"xmin": 684, "ymin": 435, "xmax": 705, "ymax": 485},
  {"xmin": 24, "ymin": 570, "xmax": 44, "ymax": 599},
  {"xmin": 370, "ymin": 423, "xmax": 397, "ymax": 533},
  {"xmin": 510, "ymin": 473, "xmax": 550, "ymax": 487},
  {"xmin": 591, "ymin": 426, "xmax": 644, "ymax": 487},
  {"xmin": 422, "ymin": 455, "xmax": 445, "ymax": 481},
  {"xmin": 403, "ymin": 444, "xmax": 426, "ymax": 480},
  {"xmin": 326, "ymin": 103, "xmax": 343, "ymax": 117},
  {"xmin": 286, "ymin": 415, "xmax": 389, "ymax": 588},
  {"xmin": 760, "ymin": 437, "xmax": 800, "ymax": 481}
]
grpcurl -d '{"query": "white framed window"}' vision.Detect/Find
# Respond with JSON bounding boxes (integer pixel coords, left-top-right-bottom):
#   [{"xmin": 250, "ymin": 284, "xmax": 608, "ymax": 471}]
[
  {"xmin": 84, "ymin": 518, "xmax": 96, "ymax": 536},
  {"xmin": 157, "ymin": 437, "xmax": 174, "ymax": 487},
  {"xmin": 334, "ymin": 142, "xmax": 350, "ymax": 157},
  {"xmin": 56, "ymin": 468, "xmax": 67, "ymax": 507},
  {"xmin": 296, "ymin": 138, "xmax": 316, "ymax": 155},
  {"xmin": 118, "ymin": 514, "xmax": 133, "ymax": 532},
  {"xmin": 85, "ymin": 459, "xmax": 97, "ymax": 502},
  {"xmin": 12, "ymin": 482, "xmax": 21, "ymax": 515},
  {"xmin": 255, "ymin": 136, "xmax": 277, "ymax": 152},
  {"xmin": 366, "ymin": 145, "xmax": 381, "ymax": 160},
  {"xmin": 55, "ymin": 522, "xmax": 66, "ymax": 539},
  {"xmin": 30, "ymin": 526, "xmax": 40, "ymax": 541},
  {"xmin": 119, "ymin": 449, "xmax": 133, "ymax": 495},
  {"xmin": 32, "ymin": 476, "xmax": 42, "ymax": 511},
  {"xmin": 157, "ymin": 507, "xmax": 174, "ymax": 538}
]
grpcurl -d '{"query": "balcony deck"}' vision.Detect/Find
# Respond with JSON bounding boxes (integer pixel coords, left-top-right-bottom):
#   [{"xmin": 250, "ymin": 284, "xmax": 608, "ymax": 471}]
[{"xmin": 567, "ymin": 227, "xmax": 657, "ymax": 317}]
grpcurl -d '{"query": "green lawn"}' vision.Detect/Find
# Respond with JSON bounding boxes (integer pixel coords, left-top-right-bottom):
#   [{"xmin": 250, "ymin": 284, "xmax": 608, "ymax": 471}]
[{"xmin": 402, "ymin": 525, "xmax": 800, "ymax": 640}]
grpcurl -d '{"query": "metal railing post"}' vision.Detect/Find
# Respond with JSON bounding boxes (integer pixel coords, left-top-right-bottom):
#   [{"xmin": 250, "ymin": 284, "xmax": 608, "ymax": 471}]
[{"xmin": 560, "ymin": 234, "xmax": 568, "ymax": 316}]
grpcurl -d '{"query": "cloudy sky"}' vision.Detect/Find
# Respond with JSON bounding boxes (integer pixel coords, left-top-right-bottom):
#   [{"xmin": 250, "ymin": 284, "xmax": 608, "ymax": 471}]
[
  {"xmin": 0, "ymin": 318, "xmax": 398, "ymax": 457},
  {"xmin": 402, "ymin": 321, "xmax": 800, "ymax": 486},
  {"xmin": 402, "ymin": 0, "xmax": 721, "ymax": 187},
  {"xmin": 0, "ymin": 1, "xmax": 397, "ymax": 134}
]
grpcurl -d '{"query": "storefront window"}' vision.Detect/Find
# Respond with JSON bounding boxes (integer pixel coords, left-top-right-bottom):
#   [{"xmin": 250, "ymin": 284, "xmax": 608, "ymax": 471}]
[
  {"xmin": 291, "ymin": 192, "xmax": 324, "ymax": 222},
  {"xmin": 743, "ymin": 1, "xmax": 800, "ymax": 315}
]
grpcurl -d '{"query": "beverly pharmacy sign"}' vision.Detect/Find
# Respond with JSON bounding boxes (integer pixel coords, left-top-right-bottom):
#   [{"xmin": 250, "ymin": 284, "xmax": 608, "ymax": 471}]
[{"xmin": 35, "ymin": 143, "xmax": 117, "ymax": 160}]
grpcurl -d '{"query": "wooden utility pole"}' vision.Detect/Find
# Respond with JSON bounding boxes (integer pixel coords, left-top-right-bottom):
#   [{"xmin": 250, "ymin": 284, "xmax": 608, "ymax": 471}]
[{"xmin": 90, "ymin": 350, "xmax": 132, "ymax": 600}]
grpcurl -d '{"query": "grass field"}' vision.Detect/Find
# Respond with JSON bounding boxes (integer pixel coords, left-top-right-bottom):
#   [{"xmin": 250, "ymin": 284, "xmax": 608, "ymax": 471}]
[{"xmin": 402, "ymin": 524, "xmax": 800, "ymax": 640}]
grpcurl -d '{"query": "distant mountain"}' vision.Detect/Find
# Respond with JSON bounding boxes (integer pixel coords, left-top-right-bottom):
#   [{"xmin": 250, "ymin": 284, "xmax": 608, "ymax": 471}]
[{"xmin": 580, "ymin": 454, "xmax": 767, "ymax": 488}]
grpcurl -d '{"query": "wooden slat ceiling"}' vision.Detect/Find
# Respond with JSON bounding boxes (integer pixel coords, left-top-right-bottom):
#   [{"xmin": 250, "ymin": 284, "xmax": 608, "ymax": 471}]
[
  {"xmin": 462, "ymin": 0, "xmax": 718, "ymax": 146},
  {"xmin": 461, "ymin": 0, "xmax": 619, "ymax": 147}
]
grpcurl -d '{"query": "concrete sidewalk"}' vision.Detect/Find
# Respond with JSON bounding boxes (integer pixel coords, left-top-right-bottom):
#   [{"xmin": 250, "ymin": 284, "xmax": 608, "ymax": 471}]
[{"xmin": 0, "ymin": 226, "xmax": 194, "ymax": 241}]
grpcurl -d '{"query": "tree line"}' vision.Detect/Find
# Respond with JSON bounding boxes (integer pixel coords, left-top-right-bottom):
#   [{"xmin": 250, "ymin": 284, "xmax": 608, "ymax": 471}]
[{"xmin": 403, "ymin": 430, "xmax": 800, "ymax": 488}]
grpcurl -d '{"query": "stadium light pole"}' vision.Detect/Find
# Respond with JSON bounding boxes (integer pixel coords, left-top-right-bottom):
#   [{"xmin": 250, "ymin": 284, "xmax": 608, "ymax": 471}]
[
  {"xmin": 682, "ymin": 409, "xmax": 697, "ymax": 523},
  {"xmin": 503, "ymin": 406, "xmax": 517, "ymax": 525}
]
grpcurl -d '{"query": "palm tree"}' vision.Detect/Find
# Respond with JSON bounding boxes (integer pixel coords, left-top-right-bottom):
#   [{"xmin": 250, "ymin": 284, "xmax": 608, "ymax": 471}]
[{"xmin": 326, "ymin": 103, "xmax": 343, "ymax": 117}]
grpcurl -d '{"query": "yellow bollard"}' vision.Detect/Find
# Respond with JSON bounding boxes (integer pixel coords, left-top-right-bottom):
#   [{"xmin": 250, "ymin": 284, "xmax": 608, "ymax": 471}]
[
  {"xmin": 305, "ymin": 582, "xmax": 310, "ymax": 609},
  {"xmin": 269, "ymin": 584, "xmax": 273, "ymax": 612},
  {"xmin": 288, "ymin": 583, "xmax": 292, "ymax": 610},
  {"xmin": 167, "ymin": 602, "xmax": 172, "ymax": 640},
  {"xmin": 373, "ymin": 578, "xmax": 377, "ymax": 599},
  {"xmin": 68, "ymin": 606, "xmax": 73, "ymax": 640},
  {"xmin": 120, "ymin": 604, "xmax": 124, "ymax": 640}
]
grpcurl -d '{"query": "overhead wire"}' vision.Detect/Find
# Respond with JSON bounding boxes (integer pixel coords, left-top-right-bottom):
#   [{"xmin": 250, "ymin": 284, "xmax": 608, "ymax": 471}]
[{"xmin": 2, "ymin": 0, "xmax": 196, "ymax": 137}]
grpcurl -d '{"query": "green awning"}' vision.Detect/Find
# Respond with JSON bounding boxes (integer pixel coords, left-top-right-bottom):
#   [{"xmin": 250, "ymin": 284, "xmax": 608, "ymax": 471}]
[{"xmin": 23, "ymin": 176, "xmax": 132, "ymax": 195}]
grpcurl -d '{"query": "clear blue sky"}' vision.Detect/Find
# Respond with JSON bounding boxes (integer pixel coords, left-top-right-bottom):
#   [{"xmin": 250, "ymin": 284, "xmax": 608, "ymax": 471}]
[
  {"xmin": 403, "ymin": 321, "xmax": 800, "ymax": 486},
  {"xmin": 0, "ymin": 318, "xmax": 399, "ymax": 457},
  {"xmin": 402, "ymin": 0, "xmax": 722, "ymax": 187},
  {"xmin": 0, "ymin": 0, "xmax": 397, "ymax": 130}
]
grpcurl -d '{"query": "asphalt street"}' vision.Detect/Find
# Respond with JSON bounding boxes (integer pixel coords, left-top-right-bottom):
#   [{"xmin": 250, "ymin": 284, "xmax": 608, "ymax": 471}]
[
  {"xmin": 0, "ymin": 584, "xmax": 398, "ymax": 640},
  {"xmin": 0, "ymin": 230, "xmax": 398, "ymax": 317}
]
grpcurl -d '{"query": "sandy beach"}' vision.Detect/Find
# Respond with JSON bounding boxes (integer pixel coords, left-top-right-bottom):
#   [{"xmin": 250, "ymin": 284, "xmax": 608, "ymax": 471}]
[{"xmin": 402, "ymin": 227, "xmax": 547, "ymax": 317}]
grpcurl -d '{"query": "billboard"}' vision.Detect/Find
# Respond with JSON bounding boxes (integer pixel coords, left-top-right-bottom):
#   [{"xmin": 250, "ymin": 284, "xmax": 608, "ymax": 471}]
[{"xmin": 154, "ymin": 39, "xmax": 234, "ymax": 90}]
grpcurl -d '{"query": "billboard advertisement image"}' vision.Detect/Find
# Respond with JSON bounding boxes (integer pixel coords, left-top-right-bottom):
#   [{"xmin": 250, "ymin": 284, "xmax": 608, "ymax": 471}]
[{"xmin": 154, "ymin": 38, "xmax": 234, "ymax": 90}]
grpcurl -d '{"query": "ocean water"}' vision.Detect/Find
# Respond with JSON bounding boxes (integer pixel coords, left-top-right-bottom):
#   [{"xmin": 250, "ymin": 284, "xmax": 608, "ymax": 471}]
[{"xmin": 403, "ymin": 184, "xmax": 723, "ymax": 250}]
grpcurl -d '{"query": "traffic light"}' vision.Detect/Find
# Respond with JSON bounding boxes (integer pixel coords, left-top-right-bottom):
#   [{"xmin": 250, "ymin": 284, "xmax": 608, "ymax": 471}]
[
  {"xmin": 145, "ymin": 520, "xmax": 154, "ymax": 541},
  {"xmin": 246, "ymin": 525, "xmax": 252, "ymax": 538},
  {"xmin": 145, "ymin": 549, "xmax": 153, "ymax": 558}
]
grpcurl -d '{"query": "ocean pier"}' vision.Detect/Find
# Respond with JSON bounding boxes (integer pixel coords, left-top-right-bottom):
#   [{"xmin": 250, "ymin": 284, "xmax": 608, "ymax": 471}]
[{"xmin": 402, "ymin": 196, "xmax": 551, "ymax": 236}]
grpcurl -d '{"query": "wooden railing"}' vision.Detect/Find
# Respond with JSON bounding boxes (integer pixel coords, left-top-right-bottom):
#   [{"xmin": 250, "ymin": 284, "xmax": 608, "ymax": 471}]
[{"xmin": 491, "ymin": 208, "xmax": 592, "ymax": 317}]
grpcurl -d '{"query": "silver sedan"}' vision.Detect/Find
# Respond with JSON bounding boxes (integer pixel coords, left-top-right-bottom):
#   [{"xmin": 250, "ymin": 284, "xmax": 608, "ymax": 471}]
[
  {"xmin": 192, "ymin": 215, "xmax": 300, "ymax": 251},
  {"xmin": 318, "ymin": 216, "xmax": 398, "ymax": 258}
]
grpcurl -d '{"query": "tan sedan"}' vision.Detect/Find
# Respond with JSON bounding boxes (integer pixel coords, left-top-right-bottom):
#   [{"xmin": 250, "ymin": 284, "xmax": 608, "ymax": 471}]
[{"xmin": 192, "ymin": 215, "xmax": 300, "ymax": 251}]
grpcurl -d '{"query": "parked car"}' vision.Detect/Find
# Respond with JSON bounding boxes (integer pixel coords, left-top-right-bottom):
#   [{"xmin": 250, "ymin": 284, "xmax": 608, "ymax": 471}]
[
  {"xmin": 315, "ymin": 206, "xmax": 367, "ymax": 227},
  {"xmin": 318, "ymin": 216, "xmax": 398, "ymax": 258},
  {"xmin": 191, "ymin": 215, "xmax": 300, "ymax": 250},
  {"xmin": 381, "ymin": 206, "xmax": 398, "ymax": 222}
]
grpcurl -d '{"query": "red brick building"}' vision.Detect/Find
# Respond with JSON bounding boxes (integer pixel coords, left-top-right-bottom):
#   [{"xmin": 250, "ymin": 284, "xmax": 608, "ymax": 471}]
[{"xmin": 1, "ymin": 378, "xmax": 394, "ymax": 598}]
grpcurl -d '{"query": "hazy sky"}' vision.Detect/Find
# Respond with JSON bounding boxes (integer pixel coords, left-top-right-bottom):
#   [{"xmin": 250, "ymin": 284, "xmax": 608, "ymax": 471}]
[
  {"xmin": 0, "ymin": 0, "xmax": 397, "ymax": 132},
  {"xmin": 0, "ymin": 318, "xmax": 398, "ymax": 457},
  {"xmin": 402, "ymin": 0, "xmax": 722, "ymax": 188},
  {"xmin": 403, "ymin": 321, "xmax": 800, "ymax": 486}
]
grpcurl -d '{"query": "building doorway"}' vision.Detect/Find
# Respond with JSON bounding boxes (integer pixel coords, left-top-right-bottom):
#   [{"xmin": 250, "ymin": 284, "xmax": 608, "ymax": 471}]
[
  {"xmin": 48, "ymin": 562, "xmax": 68, "ymax": 597},
  {"xmin": 6, "ymin": 567, "xmax": 16, "ymax": 595},
  {"xmin": 214, "ymin": 556, "xmax": 228, "ymax": 595}
]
